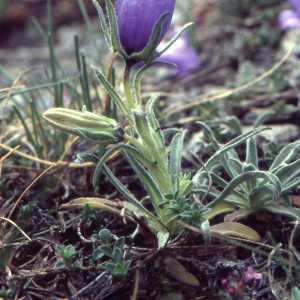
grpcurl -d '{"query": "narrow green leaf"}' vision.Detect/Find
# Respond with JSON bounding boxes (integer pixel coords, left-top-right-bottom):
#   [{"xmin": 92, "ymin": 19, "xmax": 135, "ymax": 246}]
[
  {"xmin": 248, "ymin": 184, "xmax": 279, "ymax": 210},
  {"xmin": 228, "ymin": 158, "xmax": 244, "ymax": 173},
  {"xmin": 281, "ymin": 177, "xmax": 300, "ymax": 194},
  {"xmin": 80, "ymin": 52, "xmax": 92, "ymax": 111},
  {"xmin": 246, "ymin": 137, "xmax": 258, "ymax": 168},
  {"xmin": 91, "ymin": 65, "xmax": 133, "ymax": 123},
  {"xmin": 169, "ymin": 132, "xmax": 185, "ymax": 189},
  {"xmin": 203, "ymin": 126, "xmax": 270, "ymax": 171},
  {"xmin": 210, "ymin": 222, "xmax": 260, "ymax": 241},
  {"xmin": 203, "ymin": 202, "xmax": 236, "ymax": 220},
  {"xmin": 253, "ymin": 111, "xmax": 274, "ymax": 128},
  {"xmin": 226, "ymin": 116, "xmax": 243, "ymax": 135},
  {"xmin": 196, "ymin": 122, "xmax": 241, "ymax": 180},
  {"xmin": 101, "ymin": 164, "xmax": 169, "ymax": 244},
  {"xmin": 54, "ymin": 261, "xmax": 66, "ymax": 270},
  {"xmin": 163, "ymin": 128, "xmax": 182, "ymax": 139},
  {"xmin": 207, "ymin": 171, "xmax": 281, "ymax": 208},
  {"xmin": 146, "ymin": 94, "xmax": 165, "ymax": 149},
  {"xmin": 243, "ymin": 163, "xmax": 257, "ymax": 194},
  {"xmin": 13, "ymin": 105, "xmax": 41, "ymax": 158},
  {"xmin": 130, "ymin": 13, "xmax": 169, "ymax": 63},
  {"xmin": 124, "ymin": 152, "xmax": 165, "ymax": 215},
  {"xmin": 197, "ymin": 121, "xmax": 220, "ymax": 151},
  {"xmin": 269, "ymin": 141, "xmax": 300, "ymax": 172},
  {"xmin": 164, "ymin": 257, "xmax": 199, "ymax": 286},
  {"xmin": 92, "ymin": 143, "xmax": 154, "ymax": 186},
  {"xmin": 265, "ymin": 203, "xmax": 300, "ymax": 220},
  {"xmin": 133, "ymin": 108, "xmax": 155, "ymax": 149},
  {"xmin": 92, "ymin": 0, "xmax": 111, "ymax": 46},
  {"xmin": 275, "ymin": 159, "xmax": 300, "ymax": 186},
  {"xmin": 75, "ymin": 153, "xmax": 100, "ymax": 164},
  {"xmin": 104, "ymin": 0, "xmax": 123, "ymax": 53},
  {"xmin": 194, "ymin": 172, "xmax": 248, "ymax": 203},
  {"xmin": 156, "ymin": 23, "xmax": 193, "ymax": 57}
]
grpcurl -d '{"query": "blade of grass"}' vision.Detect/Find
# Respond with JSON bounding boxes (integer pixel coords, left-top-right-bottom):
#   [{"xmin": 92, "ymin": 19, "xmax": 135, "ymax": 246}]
[{"xmin": 13, "ymin": 105, "xmax": 42, "ymax": 159}]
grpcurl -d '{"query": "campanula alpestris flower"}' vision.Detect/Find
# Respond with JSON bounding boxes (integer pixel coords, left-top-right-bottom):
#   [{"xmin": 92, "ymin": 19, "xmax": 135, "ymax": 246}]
[
  {"xmin": 278, "ymin": 0, "xmax": 300, "ymax": 30},
  {"xmin": 116, "ymin": 0, "xmax": 176, "ymax": 56}
]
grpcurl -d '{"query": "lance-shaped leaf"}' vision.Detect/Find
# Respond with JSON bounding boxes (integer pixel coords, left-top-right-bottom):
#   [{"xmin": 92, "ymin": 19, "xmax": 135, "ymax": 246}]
[
  {"xmin": 265, "ymin": 203, "xmax": 300, "ymax": 220},
  {"xmin": 169, "ymin": 131, "xmax": 185, "ymax": 189},
  {"xmin": 194, "ymin": 171, "xmax": 248, "ymax": 203},
  {"xmin": 92, "ymin": 143, "xmax": 154, "ymax": 186},
  {"xmin": 102, "ymin": 163, "xmax": 169, "ymax": 244},
  {"xmin": 146, "ymin": 95, "xmax": 166, "ymax": 155},
  {"xmin": 248, "ymin": 184, "xmax": 279, "ymax": 211},
  {"xmin": 104, "ymin": 0, "xmax": 124, "ymax": 54},
  {"xmin": 130, "ymin": 13, "xmax": 170, "ymax": 63},
  {"xmin": 253, "ymin": 111, "xmax": 275, "ymax": 128},
  {"xmin": 282, "ymin": 176, "xmax": 300, "ymax": 194},
  {"xmin": 92, "ymin": 0, "xmax": 111, "ymax": 47},
  {"xmin": 203, "ymin": 202, "xmax": 236, "ymax": 220},
  {"xmin": 91, "ymin": 65, "xmax": 133, "ymax": 123},
  {"xmin": 210, "ymin": 222, "xmax": 260, "ymax": 241},
  {"xmin": 197, "ymin": 121, "xmax": 221, "ymax": 151},
  {"xmin": 269, "ymin": 141, "xmax": 300, "ymax": 172},
  {"xmin": 164, "ymin": 257, "xmax": 199, "ymax": 286},
  {"xmin": 246, "ymin": 137, "xmax": 258, "ymax": 168},
  {"xmin": 155, "ymin": 23, "xmax": 193, "ymax": 57},
  {"xmin": 124, "ymin": 152, "xmax": 165, "ymax": 217},
  {"xmin": 197, "ymin": 125, "xmax": 270, "ymax": 175},
  {"xmin": 133, "ymin": 108, "xmax": 169, "ymax": 174},
  {"xmin": 274, "ymin": 159, "xmax": 300, "ymax": 186},
  {"xmin": 207, "ymin": 171, "xmax": 281, "ymax": 208},
  {"xmin": 75, "ymin": 153, "xmax": 100, "ymax": 164}
]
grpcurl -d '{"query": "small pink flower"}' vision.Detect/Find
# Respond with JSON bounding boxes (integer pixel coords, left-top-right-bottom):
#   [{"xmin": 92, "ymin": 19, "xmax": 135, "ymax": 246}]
[
  {"xmin": 227, "ymin": 287, "xmax": 236, "ymax": 295},
  {"xmin": 221, "ymin": 278, "xmax": 228, "ymax": 286},
  {"xmin": 244, "ymin": 266, "xmax": 262, "ymax": 283}
]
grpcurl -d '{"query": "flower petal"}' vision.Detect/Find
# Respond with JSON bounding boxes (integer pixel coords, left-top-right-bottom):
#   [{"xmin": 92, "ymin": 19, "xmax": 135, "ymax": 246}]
[
  {"xmin": 156, "ymin": 27, "xmax": 201, "ymax": 76},
  {"xmin": 278, "ymin": 9, "xmax": 300, "ymax": 30},
  {"xmin": 116, "ymin": 0, "xmax": 175, "ymax": 55}
]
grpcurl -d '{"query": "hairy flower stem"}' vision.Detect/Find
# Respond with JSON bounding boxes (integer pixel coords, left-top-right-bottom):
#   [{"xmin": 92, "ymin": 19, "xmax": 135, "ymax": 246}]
[{"xmin": 124, "ymin": 61, "xmax": 135, "ymax": 109}]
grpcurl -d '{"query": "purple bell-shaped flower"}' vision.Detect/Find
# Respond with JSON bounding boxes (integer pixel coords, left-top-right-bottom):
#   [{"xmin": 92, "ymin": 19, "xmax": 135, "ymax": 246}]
[{"xmin": 116, "ymin": 0, "xmax": 176, "ymax": 57}]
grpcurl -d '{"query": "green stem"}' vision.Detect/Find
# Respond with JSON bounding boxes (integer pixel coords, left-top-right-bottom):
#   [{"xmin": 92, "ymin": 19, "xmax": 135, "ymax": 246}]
[{"xmin": 124, "ymin": 61, "xmax": 135, "ymax": 109}]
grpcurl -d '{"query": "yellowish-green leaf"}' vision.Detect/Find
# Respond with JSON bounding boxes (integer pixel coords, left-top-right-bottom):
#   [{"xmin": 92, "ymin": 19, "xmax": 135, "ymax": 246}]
[
  {"xmin": 164, "ymin": 257, "xmax": 199, "ymax": 286},
  {"xmin": 204, "ymin": 202, "xmax": 236, "ymax": 220},
  {"xmin": 224, "ymin": 209, "xmax": 252, "ymax": 222},
  {"xmin": 210, "ymin": 222, "xmax": 260, "ymax": 241},
  {"xmin": 60, "ymin": 197, "xmax": 135, "ymax": 223}
]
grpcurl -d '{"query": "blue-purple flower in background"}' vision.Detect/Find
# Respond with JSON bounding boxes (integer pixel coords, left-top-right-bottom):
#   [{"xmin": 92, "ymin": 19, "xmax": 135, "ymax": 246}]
[
  {"xmin": 278, "ymin": 0, "xmax": 300, "ymax": 30},
  {"xmin": 116, "ymin": 0, "xmax": 176, "ymax": 56},
  {"xmin": 156, "ymin": 26, "xmax": 201, "ymax": 76}
]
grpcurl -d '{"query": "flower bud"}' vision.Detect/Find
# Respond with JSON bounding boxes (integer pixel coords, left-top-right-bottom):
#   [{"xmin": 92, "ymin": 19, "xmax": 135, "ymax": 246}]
[
  {"xmin": 43, "ymin": 107, "xmax": 124, "ymax": 143},
  {"xmin": 116, "ymin": 0, "xmax": 175, "ymax": 57}
]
